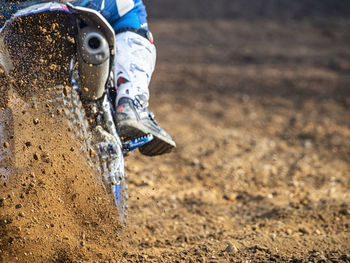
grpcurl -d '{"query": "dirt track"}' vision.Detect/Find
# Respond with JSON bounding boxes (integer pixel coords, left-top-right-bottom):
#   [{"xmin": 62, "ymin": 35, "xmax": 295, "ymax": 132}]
[{"xmin": 1, "ymin": 1, "xmax": 350, "ymax": 262}]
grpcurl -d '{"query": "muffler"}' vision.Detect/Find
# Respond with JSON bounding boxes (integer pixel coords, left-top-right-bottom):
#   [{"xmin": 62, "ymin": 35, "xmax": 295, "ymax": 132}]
[{"xmin": 77, "ymin": 26, "xmax": 110, "ymax": 100}]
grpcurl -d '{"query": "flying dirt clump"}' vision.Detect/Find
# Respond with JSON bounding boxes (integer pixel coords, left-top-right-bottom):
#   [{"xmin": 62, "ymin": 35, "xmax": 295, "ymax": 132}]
[{"xmin": 0, "ymin": 87, "xmax": 124, "ymax": 262}]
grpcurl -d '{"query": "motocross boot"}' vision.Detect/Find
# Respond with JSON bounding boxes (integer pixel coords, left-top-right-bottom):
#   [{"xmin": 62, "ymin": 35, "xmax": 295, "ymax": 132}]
[{"xmin": 115, "ymin": 95, "xmax": 176, "ymax": 156}]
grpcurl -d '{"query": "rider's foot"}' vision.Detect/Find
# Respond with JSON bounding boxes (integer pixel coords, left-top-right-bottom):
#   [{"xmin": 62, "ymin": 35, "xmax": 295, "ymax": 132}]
[{"xmin": 115, "ymin": 96, "xmax": 176, "ymax": 156}]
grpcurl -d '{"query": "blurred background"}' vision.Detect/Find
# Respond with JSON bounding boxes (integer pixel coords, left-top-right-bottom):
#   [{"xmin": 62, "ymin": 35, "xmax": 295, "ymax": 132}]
[
  {"xmin": 147, "ymin": 0, "xmax": 350, "ymax": 19},
  {"xmin": 126, "ymin": 0, "xmax": 350, "ymax": 261}
]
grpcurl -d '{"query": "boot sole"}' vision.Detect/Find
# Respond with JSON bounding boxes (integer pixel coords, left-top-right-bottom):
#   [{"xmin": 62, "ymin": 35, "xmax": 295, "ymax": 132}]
[{"xmin": 117, "ymin": 120, "xmax": 176, "ymax": 156}]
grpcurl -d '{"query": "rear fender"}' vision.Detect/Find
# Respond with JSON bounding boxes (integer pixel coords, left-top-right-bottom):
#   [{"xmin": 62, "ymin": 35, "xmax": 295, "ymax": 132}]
[{"xmin": 0, "ymin": 4, "xmax": 75, "ymax": 98}]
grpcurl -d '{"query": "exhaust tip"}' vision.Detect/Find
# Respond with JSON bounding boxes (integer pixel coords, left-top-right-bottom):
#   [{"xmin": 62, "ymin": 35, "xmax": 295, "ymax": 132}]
[
  {"xmin": 88, "ymin": 36, "xmax": 101, "ymax": 50},
  {"xmin": 78, "ymin": 28, "xmax": 110, "ymax": 65}
]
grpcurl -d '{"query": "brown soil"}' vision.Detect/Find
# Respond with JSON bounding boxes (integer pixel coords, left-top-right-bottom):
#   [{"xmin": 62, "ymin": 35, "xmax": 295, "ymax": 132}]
[
  {"xmin": 1, "ymin": 1, "xmax": 350, "ymax": 262},
  {"xmin": 0, "ymin": 87, "xmax": 122, "ymax": 262}
]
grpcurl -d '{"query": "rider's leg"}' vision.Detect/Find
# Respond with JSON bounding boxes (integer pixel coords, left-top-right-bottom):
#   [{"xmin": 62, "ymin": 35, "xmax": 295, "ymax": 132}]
[
  {"xmin": 72, "ymin": 0, "xmax": 175, "ymax": 156},
  {"xmin": 111, "ymin": 5, "xmax": 175, "ymax": 156},
  {"xmin": 113, "ymin": 30, "xmax": 175, "ymax": 156}
]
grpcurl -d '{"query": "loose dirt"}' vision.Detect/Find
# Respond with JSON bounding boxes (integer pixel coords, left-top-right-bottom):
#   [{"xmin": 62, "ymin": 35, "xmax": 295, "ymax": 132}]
[
  {"xmin": 0, "ymin": 87, "xmax": 122, "ymax": 262},
  {"xmin": 1, "ymin": 1, "xmax": 350, "ymax": 262}
]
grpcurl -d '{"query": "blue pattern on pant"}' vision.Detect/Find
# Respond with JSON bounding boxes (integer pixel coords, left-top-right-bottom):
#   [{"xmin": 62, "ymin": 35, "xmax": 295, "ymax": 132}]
[{"xmin": 71, "ymin": 0, "xmax": 149, "ymax": 31}]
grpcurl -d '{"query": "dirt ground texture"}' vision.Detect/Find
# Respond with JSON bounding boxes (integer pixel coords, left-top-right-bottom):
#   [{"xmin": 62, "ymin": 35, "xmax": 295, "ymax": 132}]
[{"xmin": 1, "ymin": 0, "xmax": 350, "ymax": 262}]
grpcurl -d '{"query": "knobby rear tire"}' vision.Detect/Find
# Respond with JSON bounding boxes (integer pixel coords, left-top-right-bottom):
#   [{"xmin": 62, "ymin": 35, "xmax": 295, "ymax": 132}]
[{"xmin": 55, "ymin": 86, "xmax": 128, "ymax": 226}]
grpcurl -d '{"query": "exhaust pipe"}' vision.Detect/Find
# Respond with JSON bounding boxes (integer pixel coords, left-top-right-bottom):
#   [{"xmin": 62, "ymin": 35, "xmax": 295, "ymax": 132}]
[{"xmin": 77, "ymin": 26, "xmax": 110, "ymax": 100}]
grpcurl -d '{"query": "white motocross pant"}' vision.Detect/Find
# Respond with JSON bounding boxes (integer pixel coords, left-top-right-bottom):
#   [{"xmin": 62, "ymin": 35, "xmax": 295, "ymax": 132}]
[{"xmin": 114, "ymin": 31, "xmax": 156, "ymax": 105}]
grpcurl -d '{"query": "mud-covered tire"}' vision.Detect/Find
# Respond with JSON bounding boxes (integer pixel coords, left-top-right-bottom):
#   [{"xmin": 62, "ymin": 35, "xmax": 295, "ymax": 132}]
[
  {"xmin": 1, "ymin": 81, "xmax": 128, "ymax": 227},
  {"xmin": 57, "ymin": 86, "xmax": 128, "ymax": 225}
]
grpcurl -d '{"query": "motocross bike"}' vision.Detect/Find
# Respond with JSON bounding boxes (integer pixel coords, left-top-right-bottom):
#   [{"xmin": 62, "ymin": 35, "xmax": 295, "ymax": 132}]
[{"xmin": 0, "ymin": 2, "xmax": 152, "ymax": 225}]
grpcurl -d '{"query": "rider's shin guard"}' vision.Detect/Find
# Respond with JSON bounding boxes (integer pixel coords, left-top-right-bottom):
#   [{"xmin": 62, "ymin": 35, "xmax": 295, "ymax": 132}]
[{"xmin": 113, "ymin": 31, "xmax": 156, "ymax": 105}]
